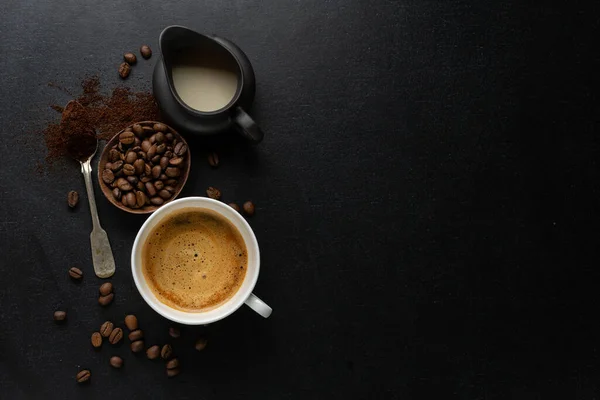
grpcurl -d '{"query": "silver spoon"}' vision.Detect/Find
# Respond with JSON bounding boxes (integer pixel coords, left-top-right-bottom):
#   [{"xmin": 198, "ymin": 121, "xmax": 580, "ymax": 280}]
[{"xmin": 69, "ymin": 133, "xmax": 115, "ymax": 278}]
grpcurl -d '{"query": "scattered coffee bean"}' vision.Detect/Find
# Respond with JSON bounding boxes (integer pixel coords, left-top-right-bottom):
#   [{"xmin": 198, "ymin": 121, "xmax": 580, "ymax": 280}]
[
  {"xmin": 109, "ymin": 327, "xmax": 123, "ymax": 344},
  {"xmin": 53, "ymin": 310, "xmax": 66, "ymax": 322},
  {"xmin": 69, "ymin": 267, "xmax": 83, "ymax": 280},
  {"xmin": 99, "ymin": 282, "xmax": 113, "ymax": 296},
  {"xmin": 161, "ymin": 344, "xmax": 173, "ymax": 360},
  {"xmin": 118, "ymin": 62, "xmax": 131, "ymax": 79},
  {"xmin": 110, "ymin": 356, "xmax": 123, "ymax": 368},
  {"xmin": 167, "ymin": 368, "xmax": 180, "ymax": 378},
  {"xmin": 243, "ymin": 201, "xmax": 255, "ymax": 216},
  {"xmin": 207, "ymin": 152, "xmax": 219, "ymax": 167},
  {"xmin": 206, "ymin": 187, "xmax": 221, "ymax": 200},
  {"xmin": 124, "ymin": 52, "xmax": 137, "ymax": 65},
  {"xmin": 76, "ymin": 369, "xmax": 91, "ymax": 383},
  {"xmin": 140, "ymin": 45, "xmax": 152, "ymax": 59},
  {"xmin": 146, "ymin": 345, "xmax": 160, "ymax": 359},
  {"xmin": 228, "ymin": 203, "xmax": 240, "ymax": 212},
  {"xmin": 91, "ymin": 332, "xmax": 103, "ymax": 348},
  {"xmin": 168, "ymin": 326, "xmax": 181, "ymax": 338},
  {"xmin": 195, "ymin": 337, "xmax": 208, "ymax": 351},
  {"xmin": 98, "ymin": 293, "xmax": 114, "ymax": 306},
  {"xmin": 131, "ymin": 340, "xmax": 145, "ymax": 353},
  {"xmin": 166, "ymin": 358, "xmax": 179, "ymax": 369},
  {"xmin": 100, "ymin": 321, "xmax": 114, "ymax": 337},
  {"xmin": 129, "ymin": 329, "xmax": 144, "ymax": 341},
  {"xmin": 67, "ymin": 190, "xmax": 79, "ymax": 208},
  {"xmin": 124, "ymin": 315, "xmax": 138, "ymax": 330}
]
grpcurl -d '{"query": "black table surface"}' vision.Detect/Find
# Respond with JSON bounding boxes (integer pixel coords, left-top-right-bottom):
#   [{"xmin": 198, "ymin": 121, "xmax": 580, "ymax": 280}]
[{"xmin": 1, "ymin": 1, "xmax": 598, "ymax": 398}]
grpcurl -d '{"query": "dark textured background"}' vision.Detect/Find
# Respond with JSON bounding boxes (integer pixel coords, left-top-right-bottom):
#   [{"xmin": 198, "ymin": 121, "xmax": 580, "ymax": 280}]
[{"xmin": 0, "ymin": 1, "xmax": 599, "ymax": 398}]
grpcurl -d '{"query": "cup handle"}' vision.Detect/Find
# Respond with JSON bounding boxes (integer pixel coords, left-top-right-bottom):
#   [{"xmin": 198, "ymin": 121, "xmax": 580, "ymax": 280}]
[
  {"xmin": 245, "ymin": 293, "xmax": 272, "ymax": 318},
  {"xmin": 233, "ymin": 107, "xmax": 264, "ymax": 144}
]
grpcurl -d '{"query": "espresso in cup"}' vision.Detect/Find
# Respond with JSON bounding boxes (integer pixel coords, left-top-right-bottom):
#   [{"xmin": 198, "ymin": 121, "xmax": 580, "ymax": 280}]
[{"xmin": 142, "ymin": 208, "xmax": 247, "ymax": 312}]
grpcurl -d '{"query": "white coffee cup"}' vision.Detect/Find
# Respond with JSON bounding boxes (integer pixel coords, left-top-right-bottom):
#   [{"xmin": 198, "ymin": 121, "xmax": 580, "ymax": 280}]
[{"xmin": 131, "ymin": 197, "xmax": 272, "ymax": 324}]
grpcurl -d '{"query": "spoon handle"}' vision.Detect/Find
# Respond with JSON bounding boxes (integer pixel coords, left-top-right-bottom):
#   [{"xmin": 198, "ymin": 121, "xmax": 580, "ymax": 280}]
[{"xmin": 82, "ymin": 161, "xmax": 116, "ymax": 278}]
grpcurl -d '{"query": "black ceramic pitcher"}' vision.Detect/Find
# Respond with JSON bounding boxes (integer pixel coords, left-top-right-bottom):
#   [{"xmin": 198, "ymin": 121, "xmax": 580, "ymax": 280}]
[{"xmin": 153, "ymin": 26, "xmax": 264, "ymax": 143}]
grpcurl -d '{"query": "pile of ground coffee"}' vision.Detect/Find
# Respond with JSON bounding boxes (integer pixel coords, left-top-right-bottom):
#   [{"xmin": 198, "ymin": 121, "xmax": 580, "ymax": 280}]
[{"xmin": 43, "ymin": 77, "xmax": 159, "ymax": 162}]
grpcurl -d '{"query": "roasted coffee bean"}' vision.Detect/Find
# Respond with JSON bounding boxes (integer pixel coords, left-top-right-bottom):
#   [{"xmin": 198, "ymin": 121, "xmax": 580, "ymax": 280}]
[
  {"xmin": 140, "ymin": 175, "xmax": 152, "ymax": 183},
  {"xmin": 123, "ymin": 164, "xmax": 136, "ymax": 176},
  {"xmin": 206, "ymin": 187, "xmax": 221, "ymax": 200},
  {"xmin": 195, "ymin": 337, "xmax": 208, "ymax": 351},
  {"xmin": 125, "ymin": 192, "xmax": 137, "ymax": 208},
  {"xmin": 137, "ymin": 151, "xmax": 147, "ymax": 161},
  {"xmin": 69, "ymin": 267, "xmax": 83, "ymax": 280},
  {"xmin": 119, "ymin": 63, "xmax": 131, "ymax": 79},
  {"xmin": 161, "ymin": 344, "xmax": 173, "ymax": 360},
  {"xmin": 91, "ymin": 332, "xmax": 103, "ymax": 348},
  {"xmin": 147, "ymin": 144, "xmax": 157, "ymax": 160},
  {"xmin": 102, "ymin": 169, "xmax": 115, "ymax": 184},
  {"xmin": 129, "ymin": 329, "xmax": 144, "ymax": 341},
  {"xmin": 114, "ymin": 169, "xmax": 124, "ymax": 178},
  {"xmin": 116, "ymin": 178, "xmax": 133, "ymax": 191},
  {"xmin": 167, "ymin": 368, "xmax": 180, "ymax": 378},
  {"xmin": 142, "ymin": 126, "xmax": 154, "ymax": 135},
  {"xmin": 228, "ymin": 203, "xmax": 240, "ymax": 212},
  {"xmin": 207, "ymin": 152, "xmax": 219, "ymax": 167},
  {"xmin": 109, "ymin": 327, "xmax": 123, "ymax": 344},
  {"xmin": 119, "ymin": 131, "xmax": 135, "ymax": 145},
  {"xmin": 76, "ymin": 369, "xmax": 91, "ymax": 383},
  {"xmin": 125, "ymin": 151, "xmax": 137, "ymax": 164},
  {"xmin": 132, "ymin": 159, "xmax": 145, "ymax": 175},
  {"xmin": 100, "ymin": 321, "xmax": 114, "ymax": 337},
  {"xmin": 110, "ymin": 160, "xmax": 124, "ymax": 172},
  {"xmin": 169, "ymin": 157, "xmax": 184, "ymax": 167},
  {"xmin": 144, "ymin": 164, "xmax": 152, "ymax": 176},
  {"xmin": 131, "ymin": 340, "xmax": 144, "ymax": 353},
  {"xmin": 141, "ymin": 140, "xmax": 151, "ymax": 152},
  {"xmin": 124, "ymin": 52, "xmax": 137, "ymax": 64},
  {"xmin": 134, "ymin": 137, "xmax": 141, "ymax": 147},
  {"xmin": 109, "ymin": 148, "xmax": 121, "ymax": 162},
  {"xmin": 165, "ymin": 133, "xmax": 174, "ymax": 142},
  {"xmin": 146, "ymin": 345, "xmax": 160, "ymax": 359},
  {"xmin": 135, "ymin": 191, "xmax": 147, "ymax": 208},
  {"xmin": 140, "ymin": 45, "xmax": 152, "ymax": 59},
  {"xmin": 153, "ymin": 180, "xmax": 164, "ymax": 190},
  {"xmin": 99, "ymin": 293, "xmax": 114, "ymax": 306},
  {"xmin": 153, "ymin": 123, "xmax": 167, "ymax": 132},
  {"xmin": 131, "ymin": 146, "xmax": 142, "ymax": 153},
  {"xmin": 151, "ymin": 155, "xmax": 161, "ymax": 164},
  {"xmin": 168, "ymin": 326, "xmax": 180, "ymax": 338},
  {"xmin": 152, "ymin": 165, "xmax": 162, "ymax": 179},
  {"xmin": 156, "ymin": 143, "xmax": 167, "ymax": 154},
  {"xmin": 158, "ymin": 190, "xmax": 171, "ymax": 200},
  {"xmin": 136, "ymin": 181, "xmax": 145, "ymax": 191},
  {"xmin": 110, "ymin": 356, "xmax": 123, "ymax": 368},
  {"xmin": 53, "ymin": 310, "xmax": 66, "ymax": 322},
  {"xmin": 127, "ymin": 175, "xmax": 139, "ymax": 185},
  {"xmin": 67, "ymin": 190, "xmax": 79, "ymax": 208},
  {"xmin": 160, "ymin": 156, "xmax": 169, "ymax": 170},
  {"xmin": 166, "ymin": 358, "xmax": 179, "ymax": 369},
  {"xmin": 132, "ymin": 123, "xmax": 144, "ymax": 136},
  {"xmin": 112, "ymin": 188, "xmax": 121, "ymax": 200},
  {"xmin": 105, "ymin": 162, "xmax": 113, "ymax": 170},
  {"xmin": 243, "ymin": 201, "xmax": 255, "ymax": 216},
  {"xmin": 124, "ymin": 315, "xmax": 138, "ymax": 330},
  {"xmin": 155, "ymin": 132, "xmax": 165, "ymax": 144},
  {"xmin": 165, "ymin": 167, "xmax": 180, "ymax": 178},
  {"xmin": 164, "ymin": 186, "xmax": 176, "ymax": 194},
  {"xmin": 145, "ymin": 182, "xmax": 157, "ymax": 197},
  {"xmin": 99, "ymin": 282, "xmax": 113, "ymax": 296},
  {"xmin": 117, "ymin": 142, "xmax": 125, "ymax": 152},
  {"xmin": 174, "ymin": 142, "xmax": 187, "ymax": 156},
  {"xmin": 150, "ymin": 197, "xmax": 164, "ymax": 206},
  {"xmin": 121, "ymin": 197, "xmax": 128, "ymax": 207},
  {"xmin": 166, "ymin": 179, "xmax": 178, "ymax": 187},
  {"xmin": 118, "ymin": 62, "xmax": 131, "ymax": 79}
]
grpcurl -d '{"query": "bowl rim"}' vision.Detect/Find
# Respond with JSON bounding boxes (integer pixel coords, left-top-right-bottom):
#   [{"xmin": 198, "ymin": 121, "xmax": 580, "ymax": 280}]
[{"xmin": 97, "ymin": 121, "xmax": 191, "ymax": 214}]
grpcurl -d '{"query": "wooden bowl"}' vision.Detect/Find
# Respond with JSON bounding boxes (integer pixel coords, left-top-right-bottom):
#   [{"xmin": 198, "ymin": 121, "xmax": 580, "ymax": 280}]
[{"xmin": 97, "ymin": 121, "xmax": 191, "ymax": 214}]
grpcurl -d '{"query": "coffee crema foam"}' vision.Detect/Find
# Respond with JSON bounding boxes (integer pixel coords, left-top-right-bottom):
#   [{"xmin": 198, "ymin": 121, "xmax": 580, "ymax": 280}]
[{"xmin": 142, "ymin": 208, "xmax": 247, "ymax": 312}]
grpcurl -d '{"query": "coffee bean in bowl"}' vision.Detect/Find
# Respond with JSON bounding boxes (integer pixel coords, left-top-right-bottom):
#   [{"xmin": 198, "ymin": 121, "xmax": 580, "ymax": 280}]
[{"xmin": 97, "ymin": 121, "xmax": 190, "ymax": 214}]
